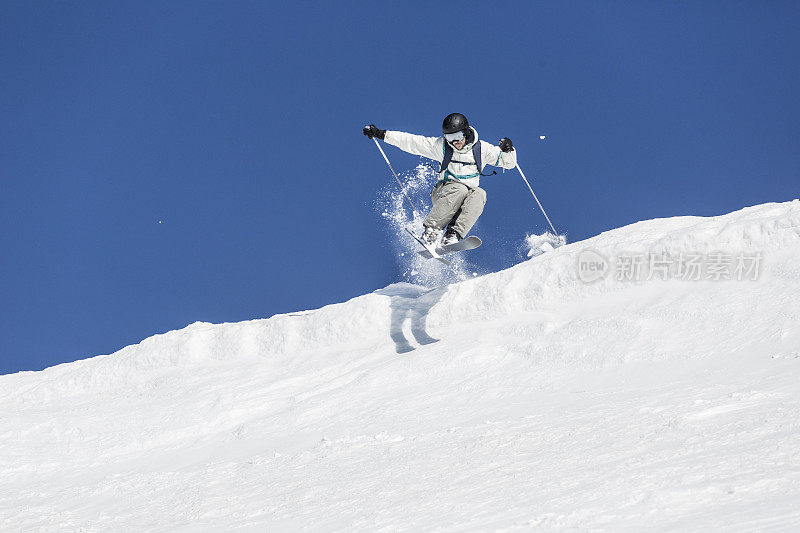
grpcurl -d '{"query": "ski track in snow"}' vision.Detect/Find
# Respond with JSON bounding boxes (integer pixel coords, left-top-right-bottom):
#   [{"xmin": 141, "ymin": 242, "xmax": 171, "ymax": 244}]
[{"xmin": 2, "ymin": 200, "xmax": 800, "ymax": 531}]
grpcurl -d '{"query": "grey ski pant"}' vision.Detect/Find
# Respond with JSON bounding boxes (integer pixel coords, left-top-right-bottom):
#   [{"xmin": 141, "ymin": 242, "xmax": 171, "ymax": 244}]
[{"xmin": 423, "ymin": 181, "xmax": 487, "ymax": 238}]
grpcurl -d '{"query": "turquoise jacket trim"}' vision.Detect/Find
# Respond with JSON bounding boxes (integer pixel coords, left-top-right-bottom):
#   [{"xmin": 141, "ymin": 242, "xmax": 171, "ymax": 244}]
[
  {"xmin": 439, "ymin": 141, "xmax": 480, "ymax": 181},
  {"xmin": 443, "ymin": 170, "xmax": 480, "ymax": 180}
]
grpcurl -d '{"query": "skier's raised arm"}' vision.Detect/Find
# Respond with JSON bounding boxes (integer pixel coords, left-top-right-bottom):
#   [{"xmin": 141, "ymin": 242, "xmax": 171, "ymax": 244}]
[
  {"xmin": 480, "ymin": 137, "xmax": 517, "ymax": 170},
  {"xmin": 363, "ymin": 124, "xmax": 443, "ymax": 162}
]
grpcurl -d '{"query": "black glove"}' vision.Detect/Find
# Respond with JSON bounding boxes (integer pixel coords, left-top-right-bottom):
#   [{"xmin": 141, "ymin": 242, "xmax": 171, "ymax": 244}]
[
  {"xmin": 499, "ymin": 137, "xmax": 514, "ymax": 152},
  {"xmin": 363, "ymin": 124, "xmax": 386, "ymax": 140}
]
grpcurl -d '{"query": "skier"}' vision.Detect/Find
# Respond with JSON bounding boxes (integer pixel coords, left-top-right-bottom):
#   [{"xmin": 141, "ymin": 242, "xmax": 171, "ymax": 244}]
[{"xmin": 363, "ymin": 113, "xmax": 517, "ymax": 246}]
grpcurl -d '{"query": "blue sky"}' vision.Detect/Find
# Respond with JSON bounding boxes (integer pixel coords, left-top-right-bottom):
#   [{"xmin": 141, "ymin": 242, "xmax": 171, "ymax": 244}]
[{"xmin": 2, "ymin": 1, "xmax": 798, "ymax": 374}]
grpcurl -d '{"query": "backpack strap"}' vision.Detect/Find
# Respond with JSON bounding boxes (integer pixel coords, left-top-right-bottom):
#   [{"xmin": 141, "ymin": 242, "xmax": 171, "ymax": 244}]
[
  {"xmin": 440, "ymin": 142, "xmax": 454, "ymax": 174},
  {"xmin": 439, "ymin": 140, "xmax": 497, "ymax": 178},
  {"xmin": 472, "ymin": 143, "xmax": 496, "ymax": 177}
]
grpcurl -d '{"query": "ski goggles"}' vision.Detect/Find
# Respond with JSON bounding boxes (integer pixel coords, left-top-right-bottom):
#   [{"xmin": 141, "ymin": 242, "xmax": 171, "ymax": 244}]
[{"xmin": 444, "ymin": 130, "xmax": 466, "ymax": 142}]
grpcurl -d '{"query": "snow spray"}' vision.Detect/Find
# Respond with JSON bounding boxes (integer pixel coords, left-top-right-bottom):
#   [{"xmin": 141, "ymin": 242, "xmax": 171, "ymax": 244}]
[
  {"xmin": 375, "ymin": 163, "xmax": 476, "ymax": 286},
  {"xmin": 523, "ymin": 231, "xmax": 568, "ymax": 258}
]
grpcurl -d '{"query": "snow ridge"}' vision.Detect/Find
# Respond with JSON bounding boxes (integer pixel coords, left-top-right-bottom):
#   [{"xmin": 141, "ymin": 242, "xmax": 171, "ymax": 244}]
[{"xmin": 2, "ymin": 200, "xmax": 800, "ymax": 531}]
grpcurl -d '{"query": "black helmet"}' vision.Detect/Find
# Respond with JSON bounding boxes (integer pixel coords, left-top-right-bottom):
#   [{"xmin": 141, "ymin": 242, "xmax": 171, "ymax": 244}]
[{"xmin": 442, "ymin": 113, "xmax": 469, "ymax": 134}]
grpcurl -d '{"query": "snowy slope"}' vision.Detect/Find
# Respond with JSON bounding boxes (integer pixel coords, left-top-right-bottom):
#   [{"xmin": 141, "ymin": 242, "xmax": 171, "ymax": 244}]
[{"xmin": 2, "ymin": 201, "xmax": 800, "ymax": 531}]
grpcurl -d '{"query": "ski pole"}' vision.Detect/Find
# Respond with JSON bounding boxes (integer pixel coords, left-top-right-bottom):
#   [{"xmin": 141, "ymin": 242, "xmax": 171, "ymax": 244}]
[
  {"xmin": 372, "ymin": 138, "xmax": 420, "ymax": 216},
  {"xmin": 516, "ymin": 163, "xmax": 558, "ymax": 236}
]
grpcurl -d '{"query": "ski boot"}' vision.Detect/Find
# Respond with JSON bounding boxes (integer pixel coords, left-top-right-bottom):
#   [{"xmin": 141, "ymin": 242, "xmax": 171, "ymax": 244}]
[
  {"xmin": 421, "ymin": 226, "xmax": 440, "ymax": 246},
  {"xmin": 442, "ymin": 228, "xmax": 461, "ymax": 246}
]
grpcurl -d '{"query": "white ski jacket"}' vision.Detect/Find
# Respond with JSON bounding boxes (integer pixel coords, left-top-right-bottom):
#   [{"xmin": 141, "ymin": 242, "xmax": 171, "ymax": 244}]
[{"xmin": 383, "ymin": 126, "xmax": 517, "ymax": 189}]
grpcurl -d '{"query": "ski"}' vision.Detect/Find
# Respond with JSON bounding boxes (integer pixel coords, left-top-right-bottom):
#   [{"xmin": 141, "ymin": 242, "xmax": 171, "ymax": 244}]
[
  {"xmin": 405, "ymin": 228, "xmax": 450, "ymax": 265},
  {"xmin": 416, "ymin": 235, "xmax": 482, "ymax": 259}
]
